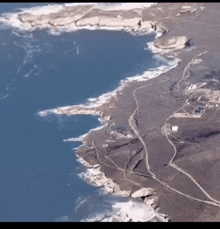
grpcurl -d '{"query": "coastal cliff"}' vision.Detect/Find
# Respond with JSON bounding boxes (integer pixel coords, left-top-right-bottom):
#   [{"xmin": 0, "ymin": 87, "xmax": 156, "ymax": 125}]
[{"xmin": 3, "ymin": 2, "xmax": 220, "ymax": 221}]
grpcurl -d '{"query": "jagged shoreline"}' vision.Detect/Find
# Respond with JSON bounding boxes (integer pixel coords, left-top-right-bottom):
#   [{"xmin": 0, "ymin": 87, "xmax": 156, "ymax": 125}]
[
  {"xmin": 13, "ymin": 3, "xmax": 193, "ymax": 222},
  {"xmin": 31, "ymin": 3, "xmax": 181, "ymax": 221},
  {"xmin": 35, "ymin": 19, "xmax": 181, "ymax": 221},
  {"xmin": 2, "ymin": 3, "xmax": 220, "ymax": 221}
]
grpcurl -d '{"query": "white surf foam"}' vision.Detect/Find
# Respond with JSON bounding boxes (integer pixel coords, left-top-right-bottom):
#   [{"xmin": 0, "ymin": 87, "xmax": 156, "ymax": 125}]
[
  {"xmin": 0, "ymin": 3, "xmax": 156, "ymax": 35},
  {"xmin": 77, "ymin": 162, "xmax": 131, "ymax": 197},
  {"xmin": 38, "ymin": 106, "xmax": 74, "ymax": 117},
  {"xmin": 37, "ymin": 56, "xmax": 180, "ymax": 131},
  {"xmin": 64, "ymin": 2, "xmax": 157, "ymax": 11},
  {"xmin": 0, "ymin": 93, "xmax": 11, "ymax": 100},
  {"xmin": 55, "ymin": 215, "xmax": 71, "ymax": 222},
  {"xmin": 0, "ymin": 11, "xmax": 32, "ymax": 31},
  {"xmin": 64, "ymin": 3, "xmax": 97, "ymax": 7},
  {"xmin": 23, "ymin": 64, "xmax": 38, "ymax": 78},
  {"xmin": 19, "ymin": 4, "xmax": 65, "ymax": 16},
  {"xmin": 16, "ymin": 3, "xmax": 156, "ymax": 16},
  {"xmin": 3, "ymin": 3, "xmax": 182, "ymax": 222},
  {"xmin": 83, "ymin": 199, "xmax": 167, "ymax": 222},
  {"xmin": 63, "ymin": 125, "xmax": 105, "ymax": 143},
  {"xmin": 74, "ymin": 195, "xmax": 91, "ymax": 212},
  {"xmin": 46, "ymin": 23, "xmax": 137, "ymax": 37},
  {"xmin": 70, "ymin": 59, "xmax": 179, "ymax": 110},
  {"xmin": 14, "ymin": 39, "xmax": 42, "ymax": 66},
  {"xmin": 93, "ymin": 3, "xmax": 157, "ymax": 11},
  {"xmin": 75, "ymin": 153, "xmax": 168, "ymax": 222}
]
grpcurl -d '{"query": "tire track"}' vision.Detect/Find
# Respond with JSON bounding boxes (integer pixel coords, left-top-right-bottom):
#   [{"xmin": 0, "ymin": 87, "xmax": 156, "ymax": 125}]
[{"xmin": 128, "ymin": 63, "xmax": 220, "ymax": 207}]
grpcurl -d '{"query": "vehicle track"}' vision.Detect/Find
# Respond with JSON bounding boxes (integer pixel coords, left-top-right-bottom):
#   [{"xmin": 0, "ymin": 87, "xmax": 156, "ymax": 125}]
[{"xmin": 128, "ymin": 60, "xmax": 220, "ymax": 207}]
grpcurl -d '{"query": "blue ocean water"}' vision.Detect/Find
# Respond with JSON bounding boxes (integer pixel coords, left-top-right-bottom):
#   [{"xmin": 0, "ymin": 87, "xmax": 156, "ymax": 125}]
[{"xmin": 0, "ymin": 3, "xmax": 159, "ymax": 222}]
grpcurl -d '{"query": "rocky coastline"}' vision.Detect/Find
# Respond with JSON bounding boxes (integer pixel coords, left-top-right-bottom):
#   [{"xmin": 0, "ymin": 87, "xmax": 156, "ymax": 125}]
[{"xmin": 2, "ymin": 3, "xmax": 220, "ymax": 221}]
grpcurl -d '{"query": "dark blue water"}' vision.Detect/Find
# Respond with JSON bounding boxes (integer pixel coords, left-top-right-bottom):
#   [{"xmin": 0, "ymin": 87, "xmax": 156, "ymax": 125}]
[{"xmin": 0, "ymin": 3, "xmax": 159, "ymax": 222}]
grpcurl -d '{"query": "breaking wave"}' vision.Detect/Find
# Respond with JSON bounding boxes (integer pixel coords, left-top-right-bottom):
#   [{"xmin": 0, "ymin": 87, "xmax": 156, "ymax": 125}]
[
  {"xmin": 0, "ymin": 2, "xmax": 179, "ymax": 222},
  {"xmin": 0, "ymin": 2, "xmax": 157, "ymax": 35}
]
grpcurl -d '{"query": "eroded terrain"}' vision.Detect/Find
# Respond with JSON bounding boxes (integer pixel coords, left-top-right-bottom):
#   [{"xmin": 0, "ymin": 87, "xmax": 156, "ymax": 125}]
[{"xmin": 4, "ymin": 2, "xmax": 220, "ymax": 221}]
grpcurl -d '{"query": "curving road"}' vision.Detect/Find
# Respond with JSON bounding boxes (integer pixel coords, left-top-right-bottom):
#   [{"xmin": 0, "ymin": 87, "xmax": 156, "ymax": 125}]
[{"xmin": 128, "ymin": 56, "xmax": 220, "ymax": 208}]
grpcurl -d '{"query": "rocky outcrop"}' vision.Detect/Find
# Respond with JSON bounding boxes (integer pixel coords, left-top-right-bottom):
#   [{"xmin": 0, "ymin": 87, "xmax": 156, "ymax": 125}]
[
  {"xmin": 4, "ymin": 2, "xmax": 220, "ymax": 222},
  {"xmin": 131, "ymin": 188, "xmax": 155, "ymax": 198}
]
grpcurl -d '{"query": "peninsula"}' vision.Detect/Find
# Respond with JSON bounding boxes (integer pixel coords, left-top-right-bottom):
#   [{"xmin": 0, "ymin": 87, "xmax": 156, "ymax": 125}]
[{"xmin": 3, "ymin": 2, "xmax": 220, "ymax": 221}]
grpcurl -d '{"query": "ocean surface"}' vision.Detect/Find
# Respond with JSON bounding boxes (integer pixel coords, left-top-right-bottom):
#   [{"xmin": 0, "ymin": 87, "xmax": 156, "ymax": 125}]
[{"xmin": 0, "ymin": 3, "xmax": 160, "ymax": 221}]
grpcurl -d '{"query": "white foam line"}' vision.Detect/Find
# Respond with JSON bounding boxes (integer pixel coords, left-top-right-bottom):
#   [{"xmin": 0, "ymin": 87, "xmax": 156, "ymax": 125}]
[
  {"xmin": 0, "ymin": 12, "xmax": 32, "ymax": 31},
  {"xmin": 2, "ymin": 2, "xmax": 156, "ymax": 18},
  {"xmin": 74, "ymin": 195, "xmax": 91, "ymax": 212},
  {"xmin": 75, "ymin": 139, "xmax": 169, "ymax": 222},
  {"xmin": 63, "ymin": 125, "xmax": 105, "ymax": 143},
  {"xmin": 0, "ymin": 93, "xmax": 11, "ymax": 100},
  {"xmin": 43, "ymin": 24, "xmax": 138, "ymax": 37},
  {"xmin": 0, "ymin": 3, "xmax": 157, "ymax": 34},
  {"xmin": 38, "ymin": 57, "xmax": 179, "ymax": 119},
  {"xmin": 64, "ymin": 3, "xmax": 98, "ymax": 7},
  {"xmin": 96, "ymin": 3, "xmax": 157, "ymax": 11},
  {"xmin": 23, "ymin": 65, "xmax": 36, "ymax": 78},
  {"xmin": 83, "ymin": 199, "xmax": 167, "ymax": 222},
  {"xmin": 65, "ymin": 2, "xmax": 157, "ymax": 12},
  {"xmin": 85, "ymin": 60, "xmax": 179, "ymax": 108},
  {"xmin": 38, "ymin": 106, "xmax": 74, "ymax": 117},
  {"xmin": 76, "ymin": 46, "xmax": 79, "ymax": 55},
  {"xmin": 8, "ymin": 4, "xmax": 181, "ymax": 219},
  {"xmin": 77, "ymin": 157, "xmax": 131, "ymax": 197},
  {"xmin": 18, "ymin": 4, "xmax": 65, "ymax": 16},
  {"xmin": 76, "ymin": 155, "xmax": 95, "ymax": 169}
]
